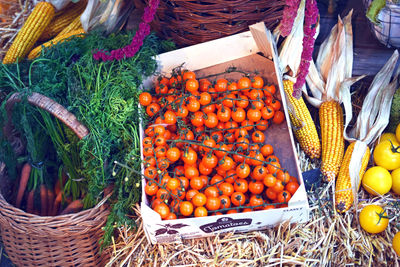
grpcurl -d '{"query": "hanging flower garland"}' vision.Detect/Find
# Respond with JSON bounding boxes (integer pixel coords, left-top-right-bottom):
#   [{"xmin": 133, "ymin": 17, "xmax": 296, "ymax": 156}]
[
  {"xmin": 281, "ymin": 0, "xmax": 319, "ymax": 98},
  {"xmin": 93, "ymin": 0, "xmax": 160, "ymax": 61},
  {"xmin": 280, "ymin": 0, "xmax": 301, "ymax": 37}
]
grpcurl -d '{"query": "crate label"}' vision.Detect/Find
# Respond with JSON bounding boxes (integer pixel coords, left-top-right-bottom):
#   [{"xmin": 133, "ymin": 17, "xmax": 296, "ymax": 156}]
[
  {"xmin": 282, "ymin": 207, "xmax": 304, "ymax": 213},
  {"xmin": 200, "ymin": 217, "xmax": 252, "ymax": 233},
  {"xmin": 154, "ymin": 223, "xmax": 190, "ymax": 236}
]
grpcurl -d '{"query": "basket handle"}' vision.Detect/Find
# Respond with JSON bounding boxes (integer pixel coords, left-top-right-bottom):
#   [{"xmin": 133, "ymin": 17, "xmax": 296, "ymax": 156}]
[{"xmin": 4, "ymin": 92, "xmax": 89, "ymax": 140}]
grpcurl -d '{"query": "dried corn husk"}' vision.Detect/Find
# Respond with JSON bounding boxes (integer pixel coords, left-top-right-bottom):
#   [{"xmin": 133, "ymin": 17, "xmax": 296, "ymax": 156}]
[
  {"xmin": 33, "ymin": 0, "xmax": 74, "ymax": 11},
  {"xmin": 343, "ymin": 50, "xmax": 400, "ymax": 210},
  {"xmin": 80, "ymin": 0, "xmax": 134, "ymax": 34},
  {"xmin": 305, "ymin": 10, "xmax": 365, "ymax": 111},
  {"xmin": 304, "ymin": 11, "xmax": 366, "ymax": 156},
  {"xmin": 277, "ymin": 0, "xmax": 306, "ymax": 77}
]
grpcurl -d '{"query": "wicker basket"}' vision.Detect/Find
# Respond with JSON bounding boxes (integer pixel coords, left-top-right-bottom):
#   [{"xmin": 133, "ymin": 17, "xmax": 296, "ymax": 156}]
[
  {"xmin": 363, "ymin": 0, "xmax": 400, "ymax": 48},
  {"xmin": 134, "ymin": 0, "xmax": 285, "ymax": 47},
  {"xmin": 0, "ymin": 92, "xmax": 110, "ymax": 267}
]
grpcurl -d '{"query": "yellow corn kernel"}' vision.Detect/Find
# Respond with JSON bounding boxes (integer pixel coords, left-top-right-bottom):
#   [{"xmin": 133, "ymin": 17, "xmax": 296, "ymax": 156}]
[
  {"xmin": 319, "ymin": 100, "xmax": 345, "ymax": 181},
  {"xmin": 28, "ymin": 29, "xmax": 85, "ymax": 59},
  {"xmin": 335, "ymin": 142, "xmax": 370, "ymax": 213},
  {"xmin": 283, "ymin": 80, "xmax": 321, "ymax": 159},
  {"xmin": 56, "ymin": 15, "xmax": 82, "ymax": 38},
  {"xmin": 3, "ymin": 2, "xmax": 55, "ymax": 64},
  {"xmin": 38, "ymin": 0, "xmax": 86, "ymax": 41}
]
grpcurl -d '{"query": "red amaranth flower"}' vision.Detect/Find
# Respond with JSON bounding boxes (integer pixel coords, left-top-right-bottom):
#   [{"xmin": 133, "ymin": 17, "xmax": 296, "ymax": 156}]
[
  {"xmin": 281, "ymin": 0, "xmax": 301, "ymax": 37},
  {"xmin": 293, "ymin": 0, "xmax": 319, "ymax": 98},
  {"xmin": 93, "ymin": 0, "xmax": 159, "ymax": 61}
]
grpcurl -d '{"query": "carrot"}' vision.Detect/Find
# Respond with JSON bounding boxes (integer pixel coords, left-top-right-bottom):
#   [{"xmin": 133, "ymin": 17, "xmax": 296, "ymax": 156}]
[
  {"xmin": 26, "ymin": 189, "xmax": 35, "ymax": 214},
  {"xmin": 47, "ymin": 188, "xmax": 55, "ymax": 216},
  {"xmin": 60, "ymin": 199, "xmax": 83, "ymax": 215},
  {"xmin": 52, "ymin": 191, "xmax": 63, "ymax": 216},
  {"xmin": 54, "ymin": 171, "xmax": 68, "ymax": 196},
  {"xmin": 54, "ymin": 179, "xmax": 61, "ymax": 196},
  {"xmin": 40, "ymin": 184, "xmax": 48, "ymax": 216},
  {"xmin": 15, "ymin": 163, "xmax": 31, "ymax": 208}
]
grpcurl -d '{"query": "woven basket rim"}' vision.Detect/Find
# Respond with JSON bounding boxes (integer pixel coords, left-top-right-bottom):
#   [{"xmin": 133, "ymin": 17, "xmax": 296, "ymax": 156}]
[{"xmin": 0, "ymin": 192, "xmax": 109, "ymax": 235}]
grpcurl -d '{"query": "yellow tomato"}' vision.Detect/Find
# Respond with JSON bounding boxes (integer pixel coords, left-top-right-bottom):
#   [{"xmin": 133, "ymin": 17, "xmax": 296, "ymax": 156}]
[
  {"xmin": 362, "ymin": 166, "xmax": 392, "ymax": 195},
  {"xmin": 359, "ymin": 205, "xmax": 388, "ymax": 234},
  {"xmin": 391, "ymin": 168, "xmax": 400, "ymax": 195},
  {"xmin": 396, "ymin": 123, "xmax": 400, "ymax": 143},
  {"xmin": 379, "ymin": 132, "xmax": 398, "ymax": 144},
  {"xmin": 393, "ymin": 232, "xmax": 400, "ymax": 256},
  {"xmin": 373, "ymin": 140, "xmax": 400, "ymax": 170}
]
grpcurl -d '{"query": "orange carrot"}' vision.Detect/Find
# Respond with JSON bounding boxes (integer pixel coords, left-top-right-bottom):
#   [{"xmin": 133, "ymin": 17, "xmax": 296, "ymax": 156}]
[
  {"xmin": 47, "ymin": 188, "xmax": 55, "ymax": 216},
  {"xmin": 40, "ymin": 185, "xmax": 48, "ymax": 216},
  {"xmin": 54, "ymin": 171, "xmax": 68, "ymax": 196},
  {"xmin": 60, "ymin": 199, "xmax": 83, "ymax": 215},
  {"xmin": 26, "ymin": 189, "xmax": 35, "ymax": 214},
  {"xmin": 52, "ymin": 191, "xmax": 63, "ymax": 216},
  {"xmin": 54, "ymin": 179, "xmax": 61, "ymax": 196},
  {"xmin": 15, "ymin": 163, "xmax": 31, "ymax": 208}
]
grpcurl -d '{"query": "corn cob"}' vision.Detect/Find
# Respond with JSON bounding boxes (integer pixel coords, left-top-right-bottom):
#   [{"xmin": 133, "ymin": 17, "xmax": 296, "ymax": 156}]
[
  {"xmin": 283, "ymin": 80, "xmax": 321, "ymax": 159},
  {"xmin": 28, "ymin": 29, "xmax": 85, "ymax": 59},
  {"xmin": 319, "ymin": 100, "xmax": 345, "ymax": 181},
  {"xmin": 38, "ymin": 0, "xmax": 86, "ymax": 41},
  {"xmin": 56, "ymin": 15, "xmax": 82, "ymax": 38},
  {"xmin": 335, "ymin": 142, "xmax": 370, "ymax": 213},
  {"xmin": 2, "ymin": 2, "xmax": 55, "ymax": 64}
]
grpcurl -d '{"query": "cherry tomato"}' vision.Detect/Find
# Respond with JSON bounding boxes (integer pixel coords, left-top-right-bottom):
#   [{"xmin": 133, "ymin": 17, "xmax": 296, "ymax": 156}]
[
  {"xmin": 164, "ymin": 110, "xmax": 177, "ymax": 124},
  {"xmin": 263, "ymin": 173, "xmax": 277, "ymax": 187},
  {"xmin": 236, "ymin": 163, "xmax": 251, "ymax": 178},
  {"xmin": 186, "ymin": 189, "xmax": 199, "ymax": 201},
  {"xmin": 231, "ymin": 192, "xmax": 246, "ymax": 206},
  {"xmin": 252, "ymin": 165, "xmax": 267, "ymax": 180},
  {"xmin": 185, "ymin": 79, "xmax": 199, "ymax": 93},
  {"xmin": 218, "ymin": 182, "xmax": 234, "ymax": 196},
  {"xmin": 194, "ymin": 206, "xmax": 208, "ymax": 217},
  {"xmin": 145, "ymin": 181, "xmax": 159, "ymax": 196},
  {"xmin": 215, "ymin": 79, "xmax": 228, "ymax": 92},
  {"xmin": 249, "ymin": 194, "xmax": 264, "ymax": 209},
  {"xmin": 247, "ymin": 108, "xmax": 262, "ymax": 122},
  {"xmin": 234, "ymin": 179, "xmax": 249, "ymax": 193},
  {"xmin": 192, "ymin": 192, "xmax": 207, "ymax": 207},
  {"xmin": 251, "ymin": 76, "xmax": 264, "ymax": 89},
  {"xmin": 204, "ymin": 186, "xmax": 220, "ymax": 198},
  {"xmin": 238, "ymin": 77, "xmax": 251, "ymax": 91},
  {"xmin": 146, "ymin": 103, "xmax": 160, "ymax": 117},
  {"xmin": 359, "ymin": 205, "xmax": 389, "ymax": 234},
  {"xmin": 232, "ymin": 107, "xmax": 246, "ymax": 123},
  {"xmin": 217, "ymin": 106, "xmax": 231, "ymax": 122},
  {"xmin": 219, "ymin": 195, "xmax": 231, "ymax": 209},
  {"xmin": 206, "ymin": 196, "xmax": 221, "ymax": 211},
  {"xmin": 139, "ymin": 92, "xmax": 152, "ymax": 106},
  {"xmin": 249, "ymin": 181, "xmax": 264, "ymax": 195},
  {"xmin": 187, "ymin": 99, "xmax": 201, "ymax": 112},
  {"xmin": 190, "ymin": 176, "xmax": 204, "ymax": 190},
  {"xmin": 180, "ymin": 201, "xmax": 194, "ymax": 216},
  {"xmin": 272, "ymin": 110, "xmax": 285, "ymax": 124},
  {"xmin": 182, "ymin": 70, "xmax": 196, "ymax": 80},
  {"xmin": 154, "ymin": 203, "xmax": 170, "ymax": 219},
  {"xmin": 166, "ymin": 147, "xmax": 181, "ymax": 162},
  {"xmin": 276, "ymin": 190, "xmax": 292, "ymax": 203}
]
